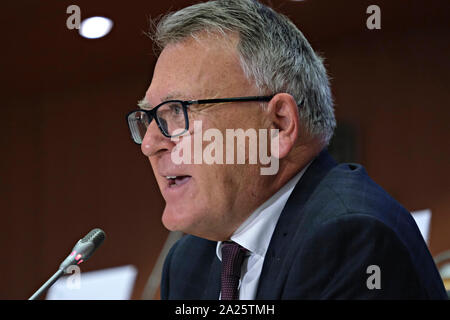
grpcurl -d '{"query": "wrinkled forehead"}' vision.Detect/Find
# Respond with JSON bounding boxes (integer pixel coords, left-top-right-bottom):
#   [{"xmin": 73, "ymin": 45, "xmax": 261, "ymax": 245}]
[{"xmin": 145, "ymin": 33, "xmax": 254, "ymax": 106}]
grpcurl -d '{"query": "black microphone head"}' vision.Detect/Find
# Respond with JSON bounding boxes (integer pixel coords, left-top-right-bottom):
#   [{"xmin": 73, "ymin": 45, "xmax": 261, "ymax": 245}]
[
  {"xmin": 81, "ymin": 228, "xmax": 106, "ymax": 249},
  {"xmin": 59, "ymin": 228, "xmax": 106, "ymax": 271}
]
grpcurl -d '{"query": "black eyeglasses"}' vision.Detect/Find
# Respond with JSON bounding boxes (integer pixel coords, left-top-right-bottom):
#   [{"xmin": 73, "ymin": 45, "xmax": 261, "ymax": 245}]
[{"xmin": 126, "ymin": 95, "xmax": 274, "ymax": 144}]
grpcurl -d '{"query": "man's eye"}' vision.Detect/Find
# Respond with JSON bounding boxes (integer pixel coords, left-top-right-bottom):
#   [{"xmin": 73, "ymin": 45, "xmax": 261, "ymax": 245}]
[{"xmin": 169, "ymin": 104, "xmax": 182, "ymax": 115}]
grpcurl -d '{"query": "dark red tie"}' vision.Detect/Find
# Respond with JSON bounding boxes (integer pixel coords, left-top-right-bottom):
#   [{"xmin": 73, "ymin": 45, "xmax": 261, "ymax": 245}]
[{"xmin": 220, "ymin": 241, "xmax": 247, "ymax": 300}]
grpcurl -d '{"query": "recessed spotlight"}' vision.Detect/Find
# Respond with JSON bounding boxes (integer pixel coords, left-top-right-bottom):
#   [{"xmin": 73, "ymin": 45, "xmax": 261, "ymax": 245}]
[{"xmin": 79, "ymin": 16, "xmax": 113, "ymax": 39}]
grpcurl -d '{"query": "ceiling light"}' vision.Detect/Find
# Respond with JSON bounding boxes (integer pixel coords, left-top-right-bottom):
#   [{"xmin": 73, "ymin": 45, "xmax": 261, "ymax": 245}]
[{"xmin": 79, "ymin": 16, "xmax": 113, "ymax": 39}]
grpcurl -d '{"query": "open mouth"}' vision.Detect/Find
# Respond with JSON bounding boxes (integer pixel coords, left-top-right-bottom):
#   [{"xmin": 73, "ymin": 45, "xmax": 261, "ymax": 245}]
[{"xmin": 166, "ymin": 175, "xmax": 192, "ymax": 188}]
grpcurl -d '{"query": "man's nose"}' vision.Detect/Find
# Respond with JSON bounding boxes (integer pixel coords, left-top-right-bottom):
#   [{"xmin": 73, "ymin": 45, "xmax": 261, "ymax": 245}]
[{"xmin": 141, "ymin": 120, "xmax": 173, "ymax": 157}]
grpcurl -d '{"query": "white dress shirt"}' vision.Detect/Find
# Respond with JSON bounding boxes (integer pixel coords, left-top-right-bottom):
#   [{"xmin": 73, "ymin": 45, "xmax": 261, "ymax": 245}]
[{"xmin": 216, "ymin": 164, "xmax": 310, "ymax": 299}]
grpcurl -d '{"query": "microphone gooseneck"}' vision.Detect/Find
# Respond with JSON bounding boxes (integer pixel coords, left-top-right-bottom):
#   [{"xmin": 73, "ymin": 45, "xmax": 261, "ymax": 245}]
[{"xmin": 28, "ymin": 228, "xmax": 106, "ymax": 300}]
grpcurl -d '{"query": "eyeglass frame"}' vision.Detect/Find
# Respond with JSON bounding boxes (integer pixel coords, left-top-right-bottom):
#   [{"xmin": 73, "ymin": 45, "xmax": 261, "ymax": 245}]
[{"xmin": 126, "ymin": 95, "xmax": 275, "ymax": 143}]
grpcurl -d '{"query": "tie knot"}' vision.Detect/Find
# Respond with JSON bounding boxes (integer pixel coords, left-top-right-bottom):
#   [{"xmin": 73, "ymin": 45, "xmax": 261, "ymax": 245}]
[{"xmin": 221, "ymin": 242, "xmax": 247, "ymax": 277}]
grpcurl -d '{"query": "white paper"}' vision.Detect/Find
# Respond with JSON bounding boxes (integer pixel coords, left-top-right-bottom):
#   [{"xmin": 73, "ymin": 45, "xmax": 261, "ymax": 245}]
[
  {"xmin": 411, "ymin": 209, "xmax": 432, "ymax": 245},
  {"xmin": 46, "ymin": 265, "xmax": 137, "ymax": 300}
]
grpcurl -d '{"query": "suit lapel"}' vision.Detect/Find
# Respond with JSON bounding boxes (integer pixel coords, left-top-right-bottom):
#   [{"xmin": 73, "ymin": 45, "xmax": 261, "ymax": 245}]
[
  {"xmin": 202, "ymin": 251, "xmax": 221, "ymax": 299},
  {"xmin": 255, "ymin": 150, "xmax": 337, "ymax": 299}
]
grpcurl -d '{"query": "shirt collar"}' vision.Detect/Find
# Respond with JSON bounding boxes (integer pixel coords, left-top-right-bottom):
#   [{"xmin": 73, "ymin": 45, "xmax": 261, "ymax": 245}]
[{"xmin": 216, "ymin": 163, "xmax": 310, "ymax": 261}]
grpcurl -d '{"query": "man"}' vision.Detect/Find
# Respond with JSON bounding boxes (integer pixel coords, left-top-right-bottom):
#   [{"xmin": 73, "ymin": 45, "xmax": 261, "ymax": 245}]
[{"xmin": 127, "ymin": 0, "xmax": 447, "ymax": 299}]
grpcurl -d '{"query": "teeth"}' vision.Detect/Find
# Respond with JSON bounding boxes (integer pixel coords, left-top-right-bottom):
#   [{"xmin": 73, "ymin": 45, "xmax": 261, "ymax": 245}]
[{"xmin": 166, "ymin": 176, "xmax": 177, "ymax": 179}]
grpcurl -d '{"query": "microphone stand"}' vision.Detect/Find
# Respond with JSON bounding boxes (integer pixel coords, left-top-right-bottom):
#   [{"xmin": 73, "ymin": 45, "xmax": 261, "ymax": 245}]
[
  {"xmin": 29, "ymin": 269, "xmax": 65, "ymax": 300},
  {"xmin": 27, "ymin": 228, "xmax": 105, "ymax": 300}
]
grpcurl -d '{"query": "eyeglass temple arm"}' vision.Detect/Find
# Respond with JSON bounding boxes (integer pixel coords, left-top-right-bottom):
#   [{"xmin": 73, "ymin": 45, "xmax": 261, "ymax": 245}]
[{"xmin": 188, "ymin": 95, "xmax": 275, "ymax": 105}]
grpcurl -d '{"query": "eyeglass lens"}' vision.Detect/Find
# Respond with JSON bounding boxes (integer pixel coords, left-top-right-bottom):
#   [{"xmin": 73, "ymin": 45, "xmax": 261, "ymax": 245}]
[{"xmin": 127, "ymin": 101, "xmax": 187, "ymax": 144}]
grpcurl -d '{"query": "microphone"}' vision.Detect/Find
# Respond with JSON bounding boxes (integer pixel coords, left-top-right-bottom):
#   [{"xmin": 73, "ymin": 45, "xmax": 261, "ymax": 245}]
[{"xmin": 28, "ymin": 228, "xmax": 106, "ymax": 300}]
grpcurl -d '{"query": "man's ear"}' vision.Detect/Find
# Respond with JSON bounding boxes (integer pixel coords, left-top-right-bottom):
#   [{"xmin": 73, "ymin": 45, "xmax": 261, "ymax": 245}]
[{"xmin": 265, "ymin": 93, "xmax": 299, "ymax": 159}]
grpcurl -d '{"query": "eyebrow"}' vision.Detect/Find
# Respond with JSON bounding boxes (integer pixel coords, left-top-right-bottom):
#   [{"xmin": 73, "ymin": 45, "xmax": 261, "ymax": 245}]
[
  {"xmin": 137, "ymin": 99, "xmax": 152, "ymax": 110},
  {"xmin": 137, "ymin": 92, "xmax": 187, "ymax": 110}
]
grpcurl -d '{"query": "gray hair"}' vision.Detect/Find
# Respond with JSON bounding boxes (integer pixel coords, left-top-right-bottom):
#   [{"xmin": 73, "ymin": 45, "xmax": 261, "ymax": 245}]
[{"xmin": 150, "ymin": 0, "xmax": 336, "ymax": 144}]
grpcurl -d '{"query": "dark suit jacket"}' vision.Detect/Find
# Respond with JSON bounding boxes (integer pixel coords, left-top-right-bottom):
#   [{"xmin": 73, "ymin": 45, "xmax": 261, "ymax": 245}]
[{"xmin": 161, "ymin": 150, "xmax": 447, "ymax": 299}]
